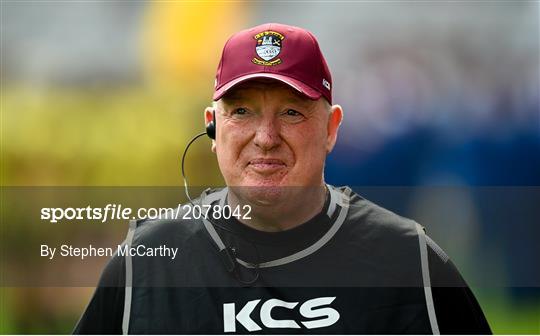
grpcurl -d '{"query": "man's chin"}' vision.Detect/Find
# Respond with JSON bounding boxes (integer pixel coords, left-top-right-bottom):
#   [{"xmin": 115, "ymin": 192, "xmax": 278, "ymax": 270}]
[{"xmin": 232, "ymin": 179, "xmax": 289, "ymax": 206}]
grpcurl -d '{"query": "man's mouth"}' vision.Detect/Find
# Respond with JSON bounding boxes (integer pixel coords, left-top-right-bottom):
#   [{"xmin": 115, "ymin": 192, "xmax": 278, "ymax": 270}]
[{"xmin": 248, "ymin": 158, "xmax": 287, "ymax": 175}]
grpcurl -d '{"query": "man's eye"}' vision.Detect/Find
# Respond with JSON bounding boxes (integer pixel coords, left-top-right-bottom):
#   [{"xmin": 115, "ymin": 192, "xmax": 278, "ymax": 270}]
[
  {"xmin": 284, "ymin": 109, "xmax": 302, "ymax": 117},
  {"xmin": 233, "ymin": 108, "xmax": 247, "ymax": 115}
]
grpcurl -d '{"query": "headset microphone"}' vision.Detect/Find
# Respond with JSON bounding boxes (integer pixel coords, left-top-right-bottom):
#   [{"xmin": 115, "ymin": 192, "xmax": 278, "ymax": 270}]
[
  {"xmin": 180, "ymin": 111, "xmax": 260, "ymax": 285},
  {"xmin": 181, "ymin": 110, "xmax": 216, "ymax": 202}
]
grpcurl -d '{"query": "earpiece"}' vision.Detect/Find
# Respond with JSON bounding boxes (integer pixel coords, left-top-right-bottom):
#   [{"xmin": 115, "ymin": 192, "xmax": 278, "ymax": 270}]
[
  {"xmin": 180, "ymin": 109, "xmax": 259, "ymax": 284},
  {"xmin": 206, "ymin": 110, "xmax": 216, "ymax": 139}
]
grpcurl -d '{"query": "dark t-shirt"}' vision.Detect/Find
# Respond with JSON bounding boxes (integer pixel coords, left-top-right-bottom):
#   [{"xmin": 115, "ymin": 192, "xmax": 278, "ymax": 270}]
[{"xmin": 74, "ymin": 188, "xmax": 492, "ymax": 334}]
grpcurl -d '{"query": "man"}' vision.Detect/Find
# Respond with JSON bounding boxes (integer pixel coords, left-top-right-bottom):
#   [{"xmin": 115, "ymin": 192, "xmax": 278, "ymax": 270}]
[{"xmin": 74, "ymin": 23, "xmax": 492, "ymax": 334}]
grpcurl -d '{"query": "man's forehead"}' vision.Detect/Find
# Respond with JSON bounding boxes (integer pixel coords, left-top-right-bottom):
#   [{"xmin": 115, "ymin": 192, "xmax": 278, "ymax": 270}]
[{"xmin": 220, "ymin": 78, "xmax": 312, "ymax": 104}]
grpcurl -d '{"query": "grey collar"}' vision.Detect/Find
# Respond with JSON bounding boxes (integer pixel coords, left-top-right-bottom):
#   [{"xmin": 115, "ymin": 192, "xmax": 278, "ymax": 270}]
[{"xmin": 200, "ymin": 185, "xmax": 351, "ymax": 269}]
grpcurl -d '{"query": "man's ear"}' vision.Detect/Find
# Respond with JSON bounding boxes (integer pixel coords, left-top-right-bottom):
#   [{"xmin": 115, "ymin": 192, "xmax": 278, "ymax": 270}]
[
  {"xmin": 204, "ymin": 106, "xmax": 217, "ymax": 153},
  {"xmin": 326, "ymin": 104, "xmax": 343, "ymax": 154}
]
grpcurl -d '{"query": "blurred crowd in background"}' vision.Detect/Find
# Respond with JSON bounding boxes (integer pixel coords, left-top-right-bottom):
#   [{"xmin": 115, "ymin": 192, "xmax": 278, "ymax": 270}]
[{"xmin": 1, "ymin": 1, "xmax": 539, "ymax": 333}]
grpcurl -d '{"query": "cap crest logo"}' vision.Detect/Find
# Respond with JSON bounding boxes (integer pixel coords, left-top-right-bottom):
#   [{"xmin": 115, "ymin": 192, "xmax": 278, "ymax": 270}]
[{"xmin": 252, "ymin": 31, "xmax": 284, "ymax": 66}]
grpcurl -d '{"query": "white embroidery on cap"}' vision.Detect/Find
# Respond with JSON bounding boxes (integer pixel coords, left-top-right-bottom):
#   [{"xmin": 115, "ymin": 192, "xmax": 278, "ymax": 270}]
[{"xmin": 322, "ymin": 79, "xmax": 331, "ymax": 90}]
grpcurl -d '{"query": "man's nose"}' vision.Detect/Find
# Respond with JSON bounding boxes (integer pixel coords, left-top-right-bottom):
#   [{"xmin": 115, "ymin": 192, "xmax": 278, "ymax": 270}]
[{"xmin": 253, "ymin": 117, "xmax": 281, "ymax": 151}]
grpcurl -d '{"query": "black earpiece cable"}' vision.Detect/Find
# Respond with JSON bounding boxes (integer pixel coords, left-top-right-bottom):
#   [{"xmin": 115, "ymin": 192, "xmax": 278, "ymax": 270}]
[
  {"xmin": 181, "ymin": 131, "xmax": 207, "ymax": 203},
  {"xmin": 180, "ymin": 128, "xmax": 260, "ymax": 285},
  {"xmin": 209, "ymin": 220, "xmax": 261, "ymax": 286}
]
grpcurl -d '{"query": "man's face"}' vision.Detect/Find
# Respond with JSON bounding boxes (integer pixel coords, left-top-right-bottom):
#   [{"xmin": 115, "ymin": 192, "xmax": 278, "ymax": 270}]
[{"xmin": 207, "ymin": 79, "xmax": 341, "ymax": 191}]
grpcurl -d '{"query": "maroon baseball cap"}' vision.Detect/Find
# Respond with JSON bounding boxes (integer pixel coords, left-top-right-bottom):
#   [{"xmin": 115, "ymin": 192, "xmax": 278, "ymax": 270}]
[{"xmin": 213, "ymin": 23, "xmax": 333, "ymax": 104}]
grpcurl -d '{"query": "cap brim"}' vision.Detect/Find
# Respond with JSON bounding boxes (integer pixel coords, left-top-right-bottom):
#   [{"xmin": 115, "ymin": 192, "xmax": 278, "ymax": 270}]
[{"xmin": 213, "ymin": 73, "xmax": 322, "ymax": 101}]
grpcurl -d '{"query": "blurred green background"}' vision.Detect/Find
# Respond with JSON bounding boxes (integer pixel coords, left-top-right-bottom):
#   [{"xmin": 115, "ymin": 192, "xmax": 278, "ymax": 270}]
[{"xmin": 1, "ymin": 1, "xmax": 539, "ymax": 333}]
